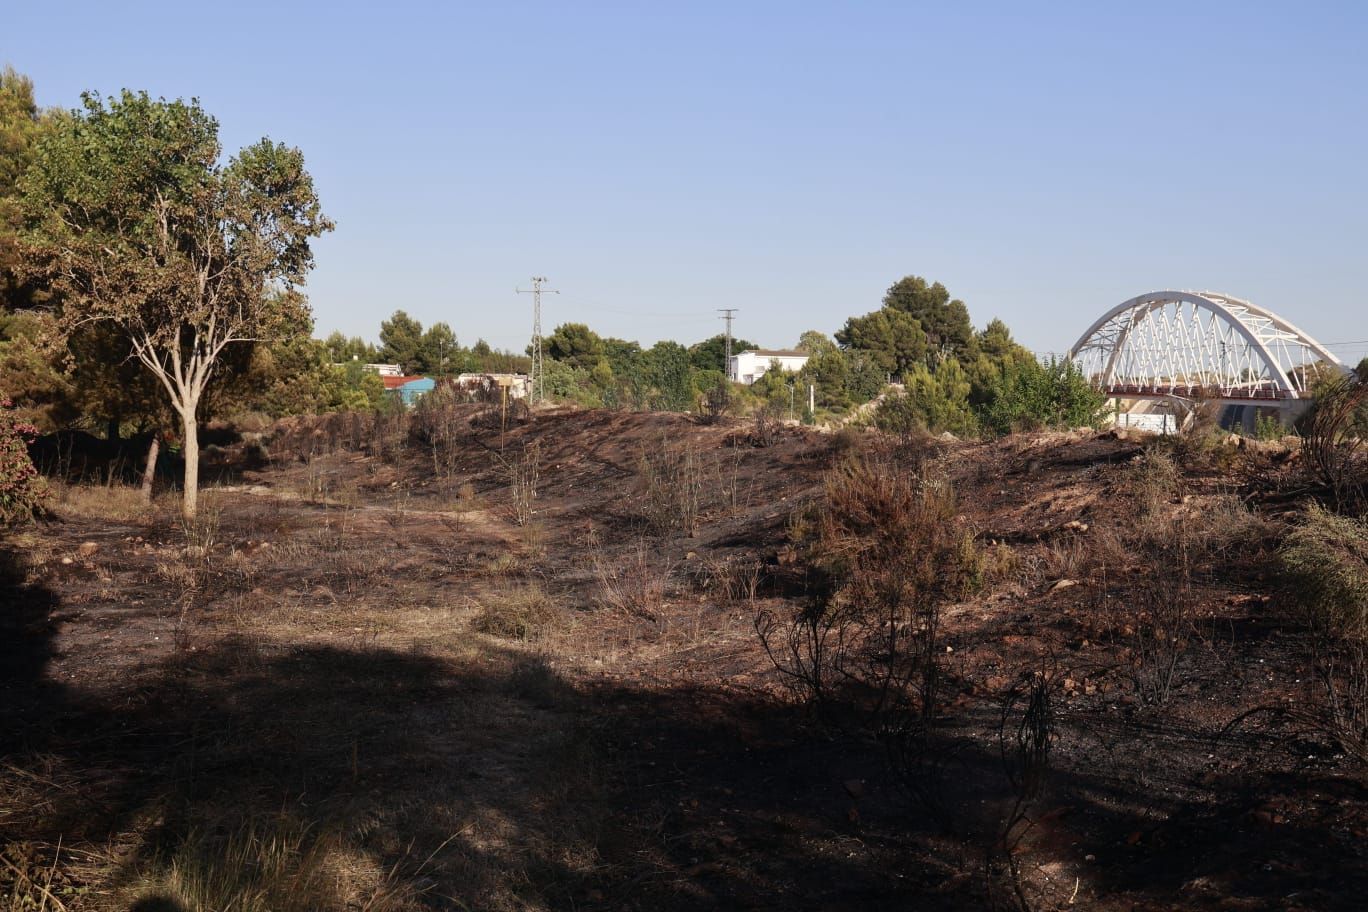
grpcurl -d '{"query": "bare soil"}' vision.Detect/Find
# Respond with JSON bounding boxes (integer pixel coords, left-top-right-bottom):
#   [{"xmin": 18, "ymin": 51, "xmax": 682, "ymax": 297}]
[{"xmin": 2, "ymin": 406, "xmax": 1364, "ymax": 910}]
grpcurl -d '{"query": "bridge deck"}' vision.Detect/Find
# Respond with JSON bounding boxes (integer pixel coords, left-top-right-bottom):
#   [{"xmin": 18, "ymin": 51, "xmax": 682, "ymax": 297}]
[{"xmin": 1104, "ymin": 383, "xmax": 1298, "ymax": 401}]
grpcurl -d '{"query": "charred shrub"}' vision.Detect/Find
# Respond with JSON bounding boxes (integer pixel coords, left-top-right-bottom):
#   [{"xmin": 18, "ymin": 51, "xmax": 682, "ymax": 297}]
[
  {"xmin": 494, "ymin": 439, "xmax": 541, "ymax": 527},
  {"xmin": 637, "ymin": 438, "xmax": 703, "ymax": 537},
  {"xmin": 1300, "ymin": 370, "xmax": 1368, "ymax": 514},
  {"xmin": 1311, "ymin": 641, "xmax": 1368, "ymax": 770},
  {"xmin": 757, "ymin": 446, "xmax": 977, "ymax": 728},
  {"xmin": 991, "ymin": 672, "xmax": 1056, "ymax": 912}
]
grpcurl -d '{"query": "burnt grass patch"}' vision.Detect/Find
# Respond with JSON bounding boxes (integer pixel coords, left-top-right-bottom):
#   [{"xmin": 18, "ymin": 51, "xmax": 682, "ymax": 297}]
[{"xmin": 3, "ymin": 409, "xmax": 1367, "ymax": 910}]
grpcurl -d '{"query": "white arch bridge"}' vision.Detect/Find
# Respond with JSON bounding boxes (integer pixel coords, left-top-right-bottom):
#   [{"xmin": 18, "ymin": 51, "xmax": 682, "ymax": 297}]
[{"xmin": 1066, "ymin": 291, "xmax": 1347, "ymax": 421}]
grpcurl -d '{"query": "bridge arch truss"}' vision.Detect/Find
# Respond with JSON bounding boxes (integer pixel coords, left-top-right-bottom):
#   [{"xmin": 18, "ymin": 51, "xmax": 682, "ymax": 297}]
[{"xmin": 1067, "ymin": 290, "xmax": 1344, "ymax": 401}]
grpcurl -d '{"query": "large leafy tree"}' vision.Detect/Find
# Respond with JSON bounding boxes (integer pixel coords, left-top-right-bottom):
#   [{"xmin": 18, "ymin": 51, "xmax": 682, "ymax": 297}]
[
  {"xmin": 875, "ymin": 357, "xmax": 977, "ymax": 436},
  {"xmin": 545, "ymin": 322, "xmax": 605, "ymax": 372},
  {"xmin": 323, "ymin": 330, "xmax": 378, "ymax": 365},
  {"xmin": 419, "ymin": 321, "xmax": 459, "ymax": 375},
  {"xmin": 379, "ymin": 310, "xmax": 424, "ymax": 372},
  {"xmin": 836, "ymin": 306, "xmax": 927, "ymax": 380},
  {"xmin": 19, "ymin": 90, "xmax": 333, "ymax": 516},
  {"xmin": 976, "ymin": 357, "xmax": 1108, "ymax": 435},
  {"xmin": 603, "ymin": 337, "xmax": 647, "ymax": 408},
  {"xmin": 882, "ymin": 275, "xmax": 975, "ymax": 355},
  {"xmin": 646, "ymin": 340, "xmax": 695, "ymax": 411},
  {"xmin": 688, "ymin": 333, "xmax": 757, "ymax": 374},
  {"xmin": 1, "ymin": 67, "xmax": 56, "ymax": 311},
  {"xmin": 966, "ymin": 317, "xmax": 1035, "ymax": 406}
]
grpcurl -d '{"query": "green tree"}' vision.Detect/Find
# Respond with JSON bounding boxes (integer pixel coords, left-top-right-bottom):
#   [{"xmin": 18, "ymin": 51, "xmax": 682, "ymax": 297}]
[
  {"xmin": 646, "ymin": 340, "xmax": 695, "ymax": 411},
  {"xmin": 19, "ymin": 90, "xmax": 332, "ymax": 517},
  {"xmin": 64, "ymin": 320, "xmax": 166, "ymax": 438},
  {"xmin": 320, "ymin": 359, "xmax": 386, "ymax": 411},
  {"xmin": 975, "ymin": 357, "xmax": 1108, "ymax": 436},
  {"xmin": 323, "ymin": 330, "xmax": 378, "ymax": 364},
  {"xmin": 545, "ymin": 322, "xmax": 605, "ymax": 371},
  {"xmin": 876, "ymin": 357, "xmax": 976, "ymax": 436},
  {"xmin": 418, "ymin": 321, "xmax": 458, "ymax": 375},
  {"xmin": 798, "ymin": 345, "xmax": 850, "ymax": 410},
  {"xmin": 689, "ymin": 333, "xmax": 757, "ymax": 374},
  {"xmin": 797, "ymin": 330, "xmax": 836, "ymax": 355},
  {"xmin": 0, "ymin": 308, "xmax": 71, "ymax": 429},
  {"xmin": 836, "ymin": 306, "xmax": 928, "ymax": 380},
  {"xmin": 541, "ymin": 358, "xmax": 601, "ymax": 406},
  {"xmin": 379, "ymin": 310, "xmax": 424, "ymax": 372},
  {"xmin": 603, "ymin": 338, "xmax": 648, "ymax": 408},
  {"xmin": 468, "ymin": 340, "xmax": 531, "ymax": 375},
  {"xmin": 751, "ymin": 360, "xmax": 799, "ymax": 416},
  {"xmin": 966, "ymin": 317, "xmax": 1035, "ymax": 406},
  {"xmin": 882, "ymin": 275, "xmax": 975, "ymax": 355},
  {"xmin": 214, "ymin": 300, "xmax": 347, "ymax": 418},
  {"xmin": 1, "ymin": 67, "xmax": 59, "ymax": 312}
]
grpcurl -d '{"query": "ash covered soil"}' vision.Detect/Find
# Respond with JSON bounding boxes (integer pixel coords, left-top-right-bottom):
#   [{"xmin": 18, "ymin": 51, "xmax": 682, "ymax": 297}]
[{"xmin": 2, "ymin": 405, "xmax": 1364, "ymax": 911}]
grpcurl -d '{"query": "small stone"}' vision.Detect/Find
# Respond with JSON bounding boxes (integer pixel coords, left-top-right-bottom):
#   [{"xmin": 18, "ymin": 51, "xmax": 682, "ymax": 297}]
[
  {"xmin": 78, "ymin": 541, "xmax": 99, "ymax": 557},
  {"xmin": 61, "ymin": 556, "xmax": 73, "ymax": 565},
  {"xmin": 1050, "ymin": 578, "xmax": 1080, "ymax": 593}
]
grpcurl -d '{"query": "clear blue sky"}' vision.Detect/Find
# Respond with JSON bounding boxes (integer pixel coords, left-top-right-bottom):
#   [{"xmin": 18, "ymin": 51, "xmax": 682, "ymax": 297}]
[{"xmin": 6, "ymin": 1, "xmax": 1367, "ymax": 363}]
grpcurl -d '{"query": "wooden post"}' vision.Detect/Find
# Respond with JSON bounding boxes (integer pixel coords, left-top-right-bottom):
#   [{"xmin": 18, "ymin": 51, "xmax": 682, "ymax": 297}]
[{"xmin": 497, "ymin": 376, "xmax": 512, "ymax": 449}]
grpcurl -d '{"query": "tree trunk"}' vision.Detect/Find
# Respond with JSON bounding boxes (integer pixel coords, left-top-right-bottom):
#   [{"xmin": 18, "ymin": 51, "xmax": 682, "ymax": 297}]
[
  {"xmin": 180, "ymin": 406, "xmax": 200, "ymax": 519},
  {"xmin": 107, "ymin": 417, "xmax": 121, "ymax": 442},
  {"xmin": 140, "ymin": 435, "xmax": 160, "ymax": 504}
]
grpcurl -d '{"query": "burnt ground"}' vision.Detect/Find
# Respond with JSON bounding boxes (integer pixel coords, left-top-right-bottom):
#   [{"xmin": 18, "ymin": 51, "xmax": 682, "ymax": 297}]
[{"xmin": 2, "ymin": 405, "xmax": 1365, "ymax": 911}]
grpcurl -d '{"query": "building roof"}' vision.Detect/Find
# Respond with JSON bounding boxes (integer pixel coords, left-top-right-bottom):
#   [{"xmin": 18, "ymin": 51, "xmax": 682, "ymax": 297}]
[
  {"xmin": 381, "ymin": 375, "xmax": 431, "ymax": 390},
  {"xmin": 736, "ymin": 349, "xmax": 807, "ymax": 358}
]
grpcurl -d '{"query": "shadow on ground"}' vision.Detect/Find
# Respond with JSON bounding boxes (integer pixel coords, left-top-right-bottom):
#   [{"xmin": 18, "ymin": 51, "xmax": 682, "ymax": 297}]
[{"xmin": 3, "ymin": 532, "xmax": 1365, "ymax": 911}]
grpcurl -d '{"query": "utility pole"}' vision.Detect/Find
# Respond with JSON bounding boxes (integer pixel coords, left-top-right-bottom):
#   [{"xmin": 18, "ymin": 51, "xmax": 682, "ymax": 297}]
[
  {"xmin": 517, "ymin": 276, "xmax": 558, "ymax": 404},
  {"xmin": 718, "ymin": 308, "xmax": 738, "ymax": 381}
]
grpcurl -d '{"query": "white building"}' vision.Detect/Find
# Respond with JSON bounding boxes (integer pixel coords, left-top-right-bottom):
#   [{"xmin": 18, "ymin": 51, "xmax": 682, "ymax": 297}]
[
  {"xmin": 728, "ymin": 349, "xmax": 809, "ymax": 384},
  {"xmin": 455, "ymin": 373, "xmax": 531, "ymax": 400}
]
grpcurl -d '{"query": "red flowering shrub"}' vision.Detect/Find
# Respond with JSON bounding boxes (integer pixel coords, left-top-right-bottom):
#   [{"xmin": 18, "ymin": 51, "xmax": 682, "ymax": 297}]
[{"xmin": 0, "ymin": 397, "xmax": 47, "ymax": 523}]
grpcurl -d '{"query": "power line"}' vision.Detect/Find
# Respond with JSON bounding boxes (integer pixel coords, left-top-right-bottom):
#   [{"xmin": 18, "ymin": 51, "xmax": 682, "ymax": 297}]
[
  {"xmin": 516, "ymin": 276, "xmax": 558, "ymax": 404},
  {"xmin": 560, "ymin": 299, "xmax": 722, "ymax": 319}
]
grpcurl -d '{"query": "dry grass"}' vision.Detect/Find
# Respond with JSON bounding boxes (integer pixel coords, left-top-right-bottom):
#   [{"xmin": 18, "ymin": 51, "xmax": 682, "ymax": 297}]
[
  {"xmin": 122, "ymin": 813, "xmax": 355, "ymax": 912},
  {"xmin": 473, "ymin": 582, "xmax": 561, "ymax": 641},
  {"xmin": 494, "ymin": 440, "xmax": 540, "ymax": 527},
  {"xmin": 49, "ymin": 479, "xmax": 156, "ymax": 522},
  {"xmin": 637, "ymin": 438, "xmax": 703, "ymax": 537},
  {"xmin": 1281, "ymin": 505, "xmax": 1368, "ymax": 639},
  {"xmin": 1126, "ymin": 447, "xmax": 1181, "ymax": 537},
  {"xmin": 701, "ymin": 555, "xmax": 763, "ymax": 607},
  {"xmin": 594, "ymin": 540, "xmax": 673, "ymax": 621}
]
